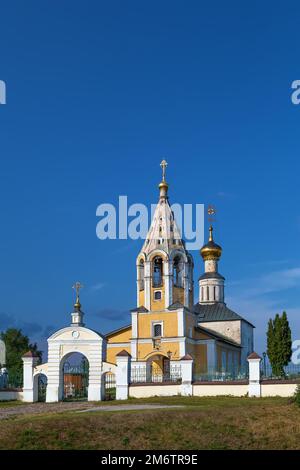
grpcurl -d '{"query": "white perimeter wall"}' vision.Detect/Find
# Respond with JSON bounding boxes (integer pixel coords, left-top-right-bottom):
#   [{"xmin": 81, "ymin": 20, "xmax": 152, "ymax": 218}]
[
  {"xmin": 129, "ymin": 385, "xmax": 181, "ymax": 398},
  {"xmin": 0, "ymin": 390, "xmax": 23, "ymax": 400},
  {"xmin": 193, "ymin": 384, "xmax": 248, "ymax": 396},
  {"xmin": 261, "ymin": 383, "xmax": 297, "ymax": 397}
]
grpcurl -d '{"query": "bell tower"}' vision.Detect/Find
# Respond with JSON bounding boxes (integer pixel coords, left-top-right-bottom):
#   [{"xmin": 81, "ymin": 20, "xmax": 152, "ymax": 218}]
[{"xmin": 136, "ymin": 161, "xmax": 194, "ymax": 311}]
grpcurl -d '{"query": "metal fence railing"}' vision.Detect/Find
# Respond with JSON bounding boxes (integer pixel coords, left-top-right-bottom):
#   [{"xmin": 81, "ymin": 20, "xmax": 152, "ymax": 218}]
[
  {"xmin": 0, "ymin": 370, "xmax": 23, "ymax": 389},
  {"xmin": 193, "ymin": 366, "xmax": 249, "ymax": 383},
  {"xmin": 261, "ymin": 363, "xmax": 300, "ymax": 381},
  {"xmin": 131, "ymin": 365, "xmax": 182, "ymax": 384}
]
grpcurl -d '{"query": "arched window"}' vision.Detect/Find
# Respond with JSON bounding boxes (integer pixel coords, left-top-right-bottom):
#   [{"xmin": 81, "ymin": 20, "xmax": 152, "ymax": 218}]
[
  {"xmin": 152, "ymin": 257, "xmax": 163, "ymax": 287},
  {"xmin": 138, "ymin": 259, "xmax": 144, "ymax": 291},
  {"xmin": 173, "ymin": 256, "xmax": 184, "ymax": 287}
]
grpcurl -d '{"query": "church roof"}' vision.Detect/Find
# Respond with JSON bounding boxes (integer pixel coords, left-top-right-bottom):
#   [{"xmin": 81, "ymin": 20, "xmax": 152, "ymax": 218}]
[
  {"xmin": 198, "ymin": 272, "xmax": 225, "ymax": 280},
  {"xmin": 168, "ymin": 301, "xmax": 184, "ymax": 310},
  {"xmin": 105, "ymin": 324, "xmax": 131, "ymax": 338},
  {"xmin": 130, "ymin": 306, "xmax": 149, "ymax": 313},
  {"xmin": 194, "ymin": 303, "xmax": 255, "ymax": 328}
]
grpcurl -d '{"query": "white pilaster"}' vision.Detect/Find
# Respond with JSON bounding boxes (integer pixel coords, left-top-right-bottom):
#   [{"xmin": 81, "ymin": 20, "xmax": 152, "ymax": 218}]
[
  {"xmin": 180, "ymin": 355, "xmax": 193, "ymax": 396},
  {"xmin": 144, "ymin": 261, "xmax": 151, "ymax": 310},
  {"xmin": 164, "ymin": 259, "xmax": 173, "ymax": 308},
  {"xmin": 116, "ymin": 351, "xmax": 131, "ymax": 400},
  {"xmin": 22, "ymin": 353, "xmax": 39, "ymax": 402},
  {"xmin": 247, "ymin": 353, "xmax": 261, "ymax": 397}
]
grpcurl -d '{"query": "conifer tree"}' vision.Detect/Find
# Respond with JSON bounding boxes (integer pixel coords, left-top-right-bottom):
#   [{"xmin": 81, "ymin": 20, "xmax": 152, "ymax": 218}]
[{"xmin": 267, "ymin": 311, "xmax": 292, "ymax": 377}]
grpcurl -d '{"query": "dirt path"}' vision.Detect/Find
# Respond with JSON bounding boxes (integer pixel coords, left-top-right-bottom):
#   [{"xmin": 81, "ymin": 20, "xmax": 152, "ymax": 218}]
[
  {"xmin": 0, "ymin": 402, "xmax": 184, "ymax": 420},
  {"xmin": 0, "ymin": 402, "xmax": 95, "ymax": 420},
  {"xmin": 78, "ymin": 404, "xmax": 183, "ymax": 413}
]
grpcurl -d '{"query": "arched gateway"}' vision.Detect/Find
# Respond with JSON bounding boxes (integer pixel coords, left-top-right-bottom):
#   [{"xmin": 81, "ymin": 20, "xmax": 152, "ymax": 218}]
[
  {"xmin": 45, "ymin": 283, "xmax": 108, "ymax": 402},
  {"xmin": 46, "ymin": 325, "xmax": 105, "ymax": 402},
  {"xmin": 23, "ymin": 282, "xmax": 115, "ymax": 403}
]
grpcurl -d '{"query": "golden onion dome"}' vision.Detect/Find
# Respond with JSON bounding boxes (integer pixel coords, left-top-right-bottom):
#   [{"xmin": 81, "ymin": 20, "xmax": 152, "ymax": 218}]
[{"xmin": 200, "ymin": 225, "xmax": 222, "ymax": 260}]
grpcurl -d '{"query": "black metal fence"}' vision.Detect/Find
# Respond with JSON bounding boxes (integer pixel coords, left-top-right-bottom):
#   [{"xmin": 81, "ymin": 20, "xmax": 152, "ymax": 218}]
[
  {"xmin": 193, "ymin": 365, "xmax": 248, "ymax": 382},
  {"xmin": 104, "ymin": 372, "xmax": 116, "ymax": 400},
  {"xmin": 0, "ymin": 370, "xmax": 22, "ymax": 389},
  {"xmin": 261, "ymin": 363, "xmax": 300, "ymax": 381},
  {"xmin": 131, "ymin": 365, "xmax": 182, "ymax": 384}
]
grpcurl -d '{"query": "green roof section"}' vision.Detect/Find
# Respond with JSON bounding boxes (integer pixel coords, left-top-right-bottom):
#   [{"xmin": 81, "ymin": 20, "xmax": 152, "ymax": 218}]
[{"xmin": 194, "ymin": 303, "xmax": 255, "ymax": 328}]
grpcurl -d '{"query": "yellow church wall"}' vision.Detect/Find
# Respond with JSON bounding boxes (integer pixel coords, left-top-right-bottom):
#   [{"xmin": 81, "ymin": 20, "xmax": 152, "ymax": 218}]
[
  {"xmin": 185, "ymin": 314, "xmax": 196, "ymax": 338},
  {"xmin": 185, "ymin": 343, "xmax": 207, "ymax": 374},
  {"xmin": 138, "ymin": 290, "xmax": 145, "ymax": 307},
  {"xmin": 173, "ymin": 286, "xmax": 184, "ymax": 304},
  {"xmin": 136, "ymin": 341, "xmax": 180, "ymax": 360},
  {"xmin": 194, "ymin": 329, "xmax": 214, "ymax": 340},
  {"xmin": 137, "ymin": 311, "xmax": 178, "ymax": 338},
  {"xmin": 137, "ymin": 343, "xmax": 154, "ymax": 359},
  {"xmin": 106, "ymin": 345, "xmax": 131, "ymax": 364},
  {"xmin": 216, "ymin": 344, "xmax": 241, "ymax": 371},
  {"xmin": 106, "ymin": 327, "xmax": 132, "ymax": 343},
  {"xmin": 159, "ymin": 341, "xmax": 181, "ymax": 360},
  {"xmin": 194, "ymin": 344, "xmax": 208, "ymax": 374},
  {"xmin": 150, "ymin": 287, "xmax": 165, "ymax": 311}
]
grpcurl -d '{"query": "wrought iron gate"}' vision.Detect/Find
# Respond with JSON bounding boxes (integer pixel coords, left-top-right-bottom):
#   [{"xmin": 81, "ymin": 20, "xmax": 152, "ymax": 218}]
[
  {"xmin": 38, "ymin": 374, "xmax": 47, "ymax": 402},
  {"xmin": 104, "ymin": 372, "xmax": 116, "ymax": 400},
  {"xmin": 63, "ymin": 362, "xmax": 89, "ymax": 401}
]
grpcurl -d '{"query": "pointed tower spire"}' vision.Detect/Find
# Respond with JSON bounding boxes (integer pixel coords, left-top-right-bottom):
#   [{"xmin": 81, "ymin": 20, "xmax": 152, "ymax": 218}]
[
  {"xmin": 136, "ymin": 161, "xmax": 194, "ymax": 311},
  {"xmin": 71, "ymin": 282, "xmax": 85, "ymax": 326}
]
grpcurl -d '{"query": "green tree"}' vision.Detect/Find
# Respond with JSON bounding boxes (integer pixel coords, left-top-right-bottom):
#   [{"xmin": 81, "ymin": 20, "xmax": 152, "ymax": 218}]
[
  {"xmin": 0, "ymin": 328, "xmax": 42, "ymax": 375},
  {"xmin": 267, "ymin": 311, "xmax": 292, "ymax": 377}
]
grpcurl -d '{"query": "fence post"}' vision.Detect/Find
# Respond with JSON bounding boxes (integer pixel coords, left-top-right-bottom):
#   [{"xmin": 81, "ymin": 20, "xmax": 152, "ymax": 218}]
[
  {"xmin": 247, "ymin": 352, "xmax": 261, "ymax": 397},
  {"xmin": 180, "ymin": 354, "xmax": 193, "ymax": 396},
  {"xmin": 116, "ymin": 350, "xmax": 131, "ymax": 400},
  {"xmin": 22, "ymin": 351, "xmax": 39, "ymax": 402}
]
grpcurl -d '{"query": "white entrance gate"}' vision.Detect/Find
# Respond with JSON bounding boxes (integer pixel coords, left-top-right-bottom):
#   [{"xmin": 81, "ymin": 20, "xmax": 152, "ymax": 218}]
[{"xmin": 46, "ymin": 326, "xmax": 105, "ymax": 402}]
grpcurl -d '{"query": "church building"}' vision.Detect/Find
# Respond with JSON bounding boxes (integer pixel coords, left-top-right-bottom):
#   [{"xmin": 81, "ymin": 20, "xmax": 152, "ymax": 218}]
[{"xmin": 105, "ymin": 161, "xmax": 254, "ymax": 377}]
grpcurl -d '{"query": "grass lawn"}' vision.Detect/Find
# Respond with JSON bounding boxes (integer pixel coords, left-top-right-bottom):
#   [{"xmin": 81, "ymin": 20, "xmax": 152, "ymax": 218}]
[
  {"xmin": 0, "ymin": 400, "xmax": 26, "ymax": 408},
  {"xmin": 0, "ymin": 396, "xmax": 300, "ymax": 450}
]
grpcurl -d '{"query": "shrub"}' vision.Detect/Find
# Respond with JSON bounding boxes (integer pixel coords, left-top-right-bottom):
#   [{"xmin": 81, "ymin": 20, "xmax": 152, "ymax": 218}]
[{"xmin": 293, "ymin": 384, "xmax": 300, "ymax": 407}]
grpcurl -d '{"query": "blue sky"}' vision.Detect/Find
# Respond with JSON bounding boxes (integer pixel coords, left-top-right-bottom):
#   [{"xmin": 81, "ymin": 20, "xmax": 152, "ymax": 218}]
[{"xmin": 0, "ymin": 1, "xmax": 300, "ymax": 357}]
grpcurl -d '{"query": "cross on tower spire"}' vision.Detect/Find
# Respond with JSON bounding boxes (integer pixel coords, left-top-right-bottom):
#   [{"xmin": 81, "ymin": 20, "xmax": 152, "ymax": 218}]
[
  {"xmin": 160, "ymin": 159, "xmax": 168, "ymax": 182},
  {"xmin": 72, "ymin": 281, "xmax": 83, "ymax": 311},
  {"xmin": 71, "ymin": 282, "xmax": 85, "ymax": 326}
]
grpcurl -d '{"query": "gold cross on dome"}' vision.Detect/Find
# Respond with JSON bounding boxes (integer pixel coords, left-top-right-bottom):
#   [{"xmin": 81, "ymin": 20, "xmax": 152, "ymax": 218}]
[
  {"xmin": 160, "ymin": 159, "xmax": 168, "ymax": 181},
  {"xmin": 72, "ymin": 281, "xmax": 83, "ymax": 301},
  {"xmin": 207, "ymin": 205, "xmax": 217, "ymax": 221},
  {"xmin": 207, "ymin": 205, "xmax": 216, "ymax": 216}
]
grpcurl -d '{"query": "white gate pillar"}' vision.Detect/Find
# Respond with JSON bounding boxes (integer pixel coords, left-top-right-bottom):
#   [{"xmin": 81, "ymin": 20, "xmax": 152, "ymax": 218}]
[
  {"xmin": 247, "ymin": 352, "xmax": 261, "ymax": 397},
  {"xmin": 116, "ymin": 350, "xmax": 131, "ymax": 400},
  {"xmin": 88, "ymin": 363, "xmax": 102, "ymax": 401},
  {"xmin": 22, "ymin": 351, "xmax": 39, "ymax": 402},
  {"xmin": 180, "ymin": 354, "xmax": 193, "ymax": 396}
]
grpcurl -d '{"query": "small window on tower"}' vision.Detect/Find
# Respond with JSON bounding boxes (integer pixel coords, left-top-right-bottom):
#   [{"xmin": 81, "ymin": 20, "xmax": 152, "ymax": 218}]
[
  {"xmin": 153, "ymin": 323, "xmax": 162, "ymax": 338},
  {"xmin": 154, "ymin": 290, "xmax": 162, "ymax": 300}
]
